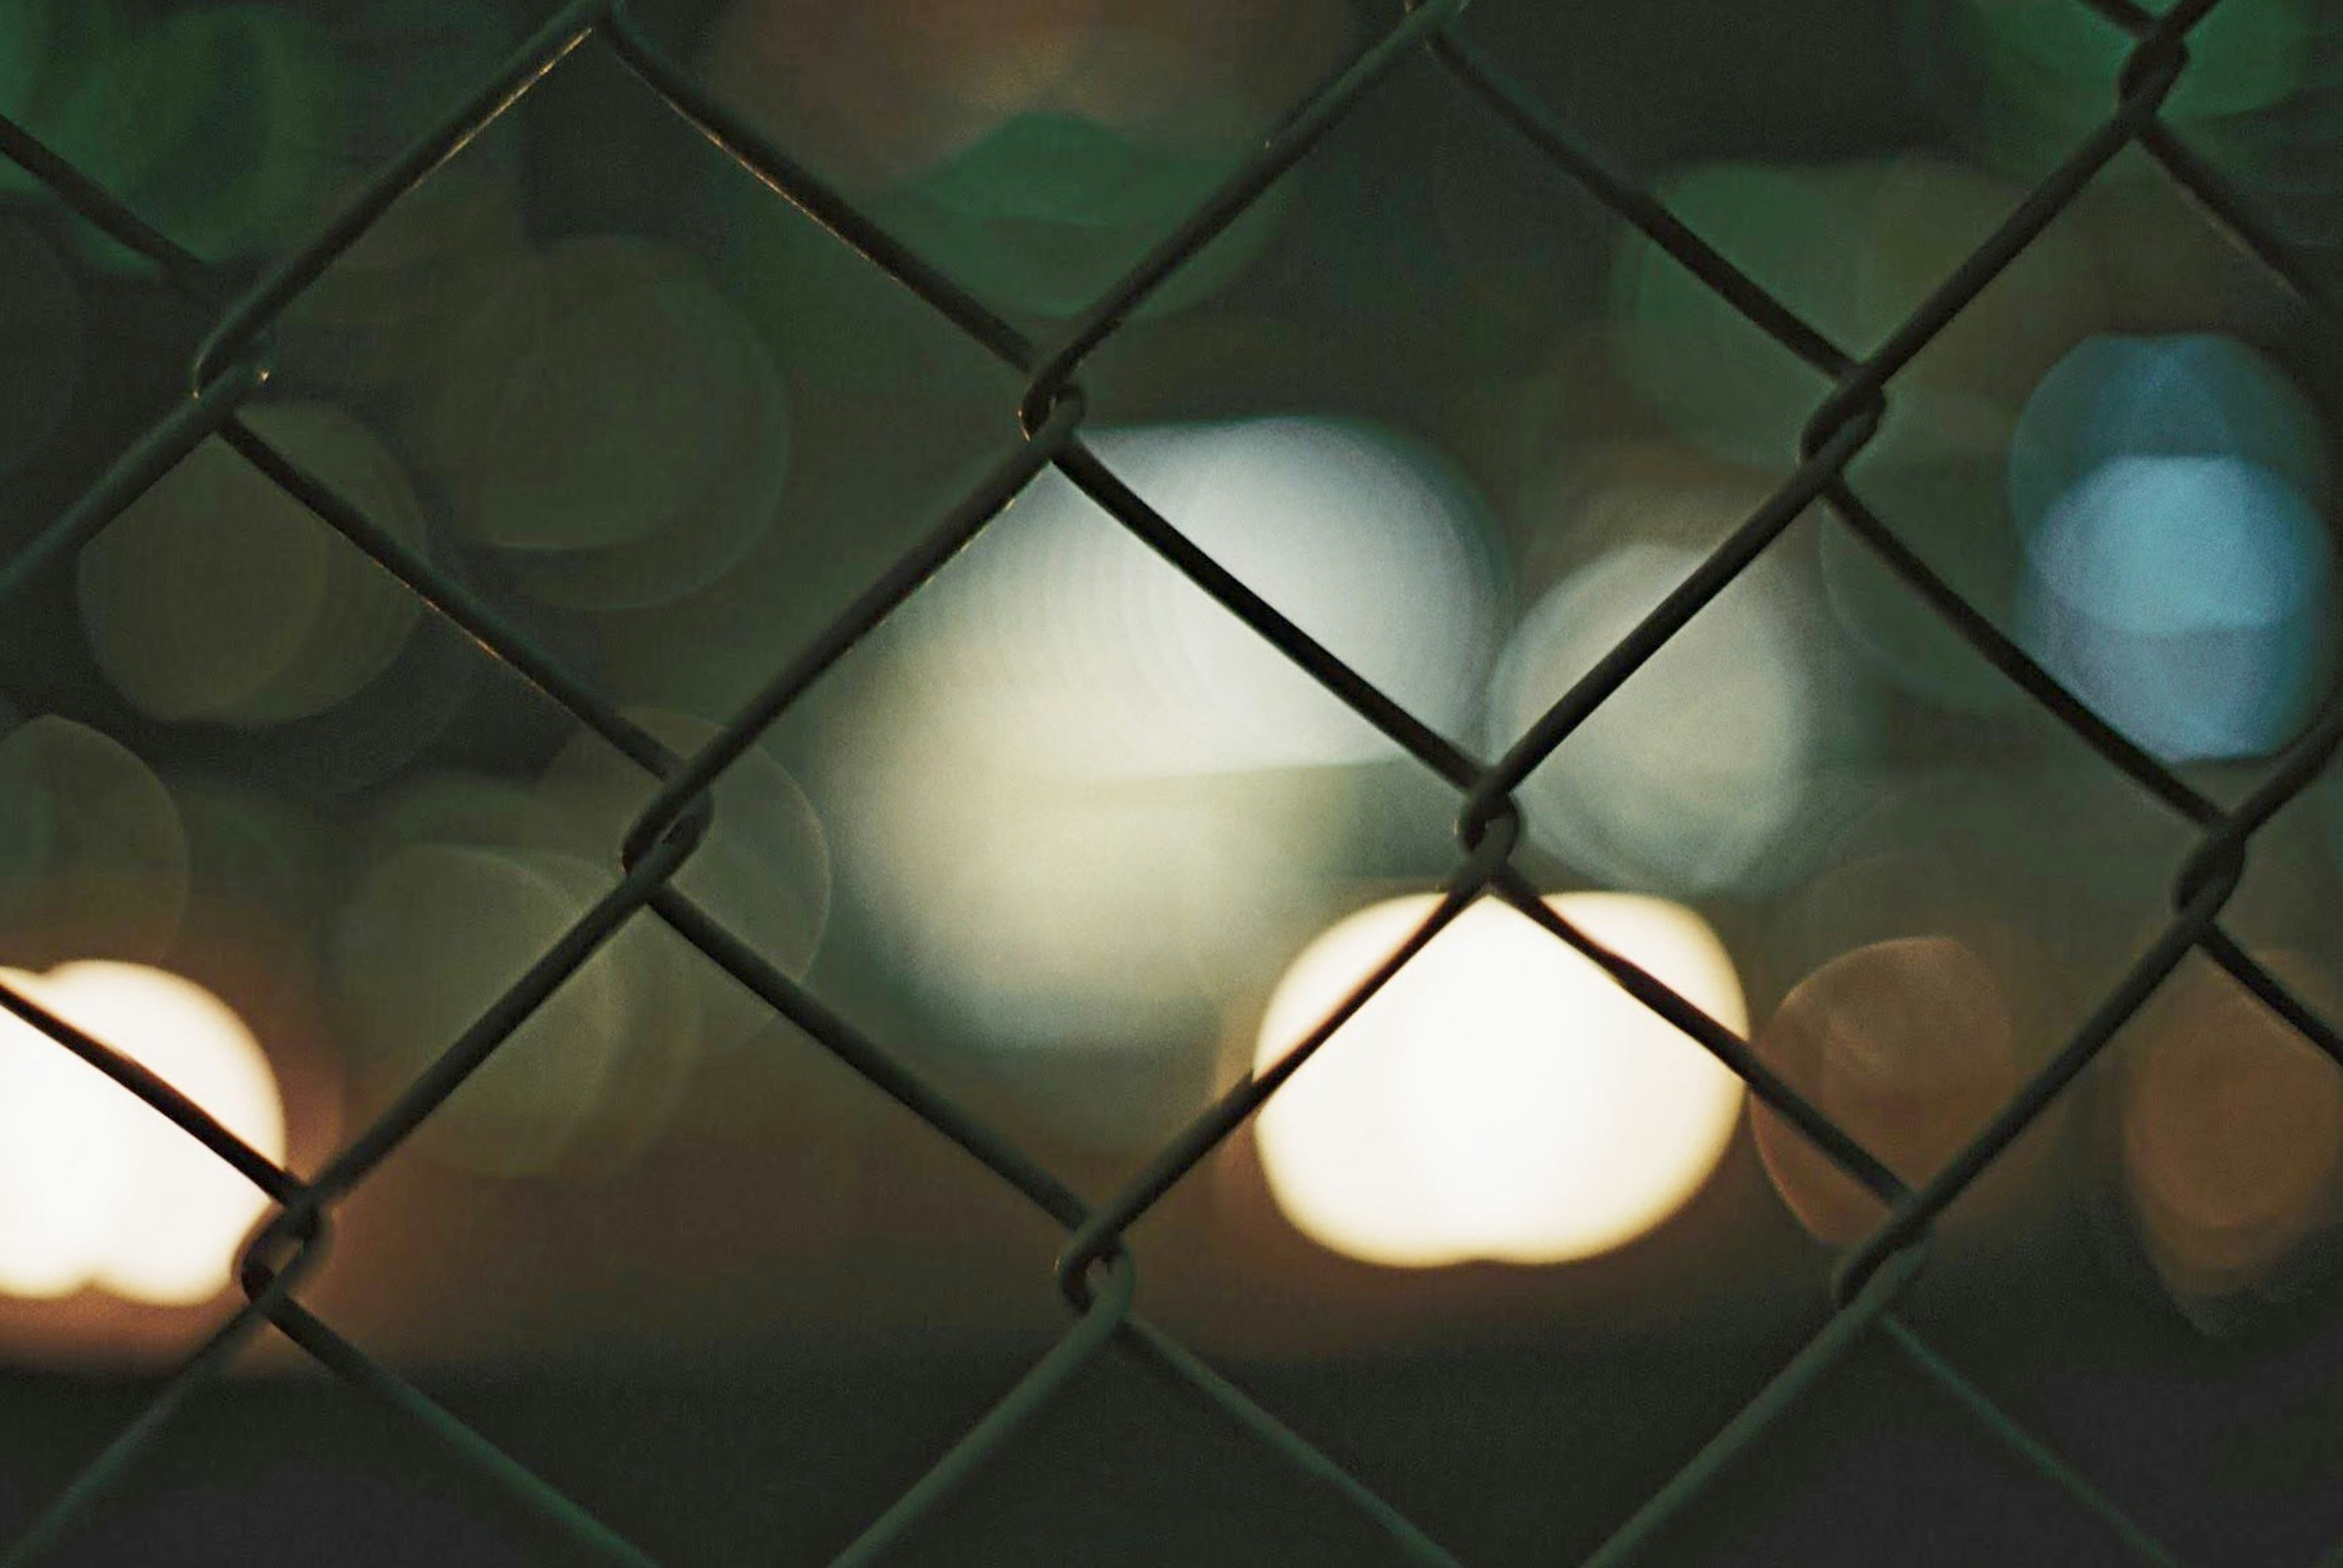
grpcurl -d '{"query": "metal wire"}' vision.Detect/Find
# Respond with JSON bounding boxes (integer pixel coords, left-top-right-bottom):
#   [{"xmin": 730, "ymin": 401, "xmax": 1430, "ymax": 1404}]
[{"xmin": 0, "ymin": 0, "xmax": 2336, "ymax": 1562}]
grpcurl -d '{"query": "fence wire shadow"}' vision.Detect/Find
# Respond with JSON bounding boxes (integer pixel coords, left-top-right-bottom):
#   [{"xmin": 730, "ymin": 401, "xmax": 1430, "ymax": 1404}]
[{"xmin": 0, "ymin": 0, "xmax": 2339, "ymax": 1563}]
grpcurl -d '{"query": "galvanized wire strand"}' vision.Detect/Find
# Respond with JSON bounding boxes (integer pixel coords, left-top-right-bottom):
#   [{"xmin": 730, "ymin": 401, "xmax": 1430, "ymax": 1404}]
[
  {"xmin": 619, "ymin": 397, "xmax": 1086, "ymax": 872},
  {"xmin": 0, "ymin": 114, "xmax": 212, "ymax": 296},
  {"xmin": 1881, "ymin": 1318, "xmax": 2189, "ymax": 1567},
  {"xmin": 646, "ymin": 884, "xmax": 1093, "ymax": 1230},
  {"xmin": 600, "ymin": 4, "xmax": 1037, "ymax": 375},
  {"xmin": 1054, "ymin": 440, "xmax": 1489, "ymax": 794},
  {"xmin": 1411, "ymin": 27, "xmax": 1857, "ymax": 380},
  {"xmin": 1117, "ymin": 1322, "xmax": 1469, "ymax": 1568},
  {"xmin": 1018, "ymin": 0, "xmax": 1474, "ymax": 431},
  {"xmin": 829, "ymin": 1255, "xmax": 1137, "ymax": 1568},
  {"xmin": 0, "ymin": 1201, "xmax": 330, "ymax": 1568},
  {"xmin": 1, "ymin": 0, "xmax": 2339, "ymax": 1558},
  {"xmin": 1576, "ymin": 1243, "xmax": 1929, "ymax": 1568},
  {"xmin": 0, "ymin": 979, "xmax": 297, "ymax": 1203},
  {"xmin": 1459, "ymin": 411, "xmax": 1877, "ymax": 844},
  {"xmin": 1486, "ymin": 866, "xmax": 1908, "ymax": 1207},
  {"xmin": 219, "ymin": 419, "xmax": 682, "ymax": 782},
  {"xmin": 189, "ymin": 0, "xmax": 614, "ymax": 390},
  {"xmin": 271, "ymin": 1301, "xmax": 667, "ymax": 1568},
  {"xmin": 1834, "ymin": 861, "xmax": 2246, "ymax": 1307},
  {"xmin": 643, "ymin": 881, "xmax": 1471, "ymax": 1561},
  {"xmin": 2134, "ymin": 120, "xmax": 2342, "ymax": 318},
  {"xmin": 0, "ymin": 359, "xmax": 265, "ymax": 606},
  {"xmin": 311, "ymin": 831, "xmax": 700, "ymax": 1200},
  {"xmin": 1054, "ymin": 811, "xmax": 1521, "ymax": 1306},
  {"xmin": 1819, "ymin": 481, "xmax": 2224, "ymax": 828}
]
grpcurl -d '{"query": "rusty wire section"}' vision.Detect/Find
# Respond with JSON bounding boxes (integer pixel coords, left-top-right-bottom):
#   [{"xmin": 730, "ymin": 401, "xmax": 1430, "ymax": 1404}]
[{"xmin": 0, "ymin": 0, "xmax": 2338, "ymax": 1562}]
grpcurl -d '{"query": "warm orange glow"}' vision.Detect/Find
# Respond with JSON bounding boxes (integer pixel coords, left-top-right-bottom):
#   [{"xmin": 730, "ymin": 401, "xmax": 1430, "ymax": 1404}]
[
  {"xmin": 2121, "ymin": 955, "xmax": 2343, "ymax": 1305},
  {"xmin": 1750, "ymin": 937, "xmax": 2021, "ymax": 1246},
  {"xmin": 1253, "ymin": 894, "xmax": 1747, "ymax": 1268},
  {"xmin": 0, "ymin": 963, "xmax": 284, "ymax": 1304}
]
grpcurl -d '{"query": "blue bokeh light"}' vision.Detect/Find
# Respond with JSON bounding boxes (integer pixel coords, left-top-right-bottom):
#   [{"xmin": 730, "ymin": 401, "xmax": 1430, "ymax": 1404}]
[
  {"xmin": 2009, "ymin": 334, "xmax": 2327, "ymax": 541},
  {"xmin": 2023, "ymin": 455, "xmax": 2336, "ymax": 764}
]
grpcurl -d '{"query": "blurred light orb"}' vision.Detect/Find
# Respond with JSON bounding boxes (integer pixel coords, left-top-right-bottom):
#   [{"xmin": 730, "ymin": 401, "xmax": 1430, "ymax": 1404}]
[
  {"xmin": 79, "ymin": 403, "xmax": 429, "ymax": 728},
  {"xmin": 2007, "ymin": 334, "xmax": 2327, "ymax": 542},
  {"xmin": 331, "ymin": 841, "xmax": 696, "ymax": 1179},
  {"xmin": 1488, "ymin": 543, "xmax": 1851, "ymax": 896},
  {"xmin": 1918, "ymin": 0, "xmax": 2316, "ymax": 173},
  {"xmin": 4, "ymin": 4, "xmax": 344, "ymax": 270},
  {"xmin": 698, "ymin": 0, "xmax": 1347, "ymax": 317},
  {"xmin": 538, "ymin": 708, "xmax": 832, "ymax": 1052},
  {"xmin": 2021, "ymin": 455, "xmax": 2336, "ymax": 764},
  {"xmin": 1749, "ymin": 937, "xmax": 2020, "ymax": 1246},
  {"xmin": 415, "ymin": 239, "xmax": 790, "ymax": 610},
  {"xmin": 2121, "ymin": 955, "xmax": 2343, "ymax": 1322},
  {"xmin": 837, "ymin": 710, "xmax": 1344, "ymax": 1062},
  {"xmin": 1253, "ymin": 893, "xmax": 1747, "ymax": 1268},
  {"xmin": 913, "ymin": 417, "xmax": 1503, "ymax": 778},
  {"xmin": 0, "ymin": 963, "xmax": 284, "ymax": 1304},
  {"xmin": 0, "ymin": 716, "xmax": 189, "ymax": 969}
]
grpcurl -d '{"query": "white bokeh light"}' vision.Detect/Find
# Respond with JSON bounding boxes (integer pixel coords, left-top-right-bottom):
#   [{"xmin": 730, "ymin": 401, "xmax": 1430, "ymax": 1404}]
[
  {"xmin": 906, "ymin": 417, "xmax": 1503, "ymax": 779},
  {"xmin": 1489, "ymin": 544, "xmax": 1851, "ymax": 896},
  {"xmin": 0, "ymin": 963, "xmax": 284, "ymax": 1304},
  {"xmin": 1253, "ymin": 893, "xmax": 1747, "ymax": 1268}
]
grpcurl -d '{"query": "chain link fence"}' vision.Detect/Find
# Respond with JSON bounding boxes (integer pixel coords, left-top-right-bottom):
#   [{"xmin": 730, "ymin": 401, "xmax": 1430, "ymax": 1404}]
[{"xmin": 0, "ymin": 0, "xmax": 2337, "ymax": 1561}]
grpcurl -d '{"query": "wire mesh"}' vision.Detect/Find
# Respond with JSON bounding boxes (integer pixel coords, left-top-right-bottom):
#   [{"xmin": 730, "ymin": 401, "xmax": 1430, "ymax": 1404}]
[{"xmin": 0, "ymin": 0, "xmax": 2337, "ymax": 1563}]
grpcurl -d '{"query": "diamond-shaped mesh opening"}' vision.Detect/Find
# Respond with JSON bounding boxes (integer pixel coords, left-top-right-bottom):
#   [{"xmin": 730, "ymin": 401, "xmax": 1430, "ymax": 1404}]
[{"xmin": 0, "ymin": 0, "xmax": 2339, "ymax": 1563}]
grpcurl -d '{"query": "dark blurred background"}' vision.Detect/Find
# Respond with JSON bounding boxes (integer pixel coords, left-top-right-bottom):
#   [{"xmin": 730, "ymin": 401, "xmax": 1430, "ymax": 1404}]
[{"xmin": 1, "ymin": 0, "xmax": 2341, "ymax": 1561}]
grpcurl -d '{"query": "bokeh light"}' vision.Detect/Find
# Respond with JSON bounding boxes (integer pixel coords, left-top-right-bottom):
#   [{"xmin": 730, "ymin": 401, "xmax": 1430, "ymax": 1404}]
[
  {"xmin": 536, "ymin": 707, "xmax": 830, "ymax": 1052},
  {"xmin": 697, "ymin": 0, "xmax": 1349, "ymax": 317},
  {"xmin": 901, "ymin": 417, "xmax": 1504, "ymax": 779},
  {"xmin": 330, "ymin": 839, "xmax": 696, "ymax": 1180},
  {"xmin": 2119, "ymin": 954, "xmax": 2343, "ymax": 1329},
  {"xmin": 1905, "ymin": 0, "xmax": 2324, "ymax": 180},
  {"xmin": 411, "ymin": 238, "xmax": 789, "ymax": 610},
  {"xmin": 1253, "ymin": 893, "xmax": 1747, "ymax": 1269},
  {"xmin": 1750, "ymin": 936, "xmax": 2021, "ymax": 1246},
  {"xmin": 331, "ymin": 711, "xmax": 828, "ymax": 1179},
  {"xmin": 1489, "ymin": 541, "xmax": 1866, "ymax": 897},
  {"xmin": 0, "ymin": 962, "xmax": 284, "ymax": 1304},
  {"xmin": 78, "ymin": 402, "xmax": 429, "ymax": 728},
  {"xmin": 2007, "ymin": 334, "xmax": 2327, "ymax": 543},
  {"xmin": 2021, "ymin": 455, "xmax": 2336, "ymax": 764},
  {"xmin": 0, "ymin": 3, "xmax": 343, "ymax": 269},
  {"xmin": 0, "ymin": 716, "xmax": 189, "ymax": 969}
]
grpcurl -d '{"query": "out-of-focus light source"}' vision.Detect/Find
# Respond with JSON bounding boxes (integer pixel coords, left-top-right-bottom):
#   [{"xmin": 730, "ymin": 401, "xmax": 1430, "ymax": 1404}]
[
  {"xmin": 2021, "ymin": 455, "xmax": 2336, "ymax": 764},
  {"xmin": 78, "ymin": 403, "xmax": 429, "ymax": 729},
  {"xmin": 0, "ymin": 963, "xmax": 284, "ymax": 1304},
  {"xmin": 413, "ymin": 239, "xmax": 790, "ymax": 612},
  {"xmin": 0, "ymin": 716, "xmax": 189, "ymax": 969},
  {"xmin": 1488, "ymin": 542, "xmax": 1862, "ymax": 897},
  {"xmin": 907, "ymin": 417, "xmax": 1503, "ymax": 778},
  {"xmin": 1749, "ymin": 937, "xmax": 2021, "ymax": 1246},
  {"xmin": 698, "ymin": 0, "xmax": 1347, "ymax": 317},
  {"xmin": 1, "ymin": 4, "xmax": 343, "ymax": 270},
  {"xmin": 2119, "ymin": 955, "xmax": 2343, "ymax": 1332},
  {"xmin": 829, "ymin": 417, "xmax": 1496, "ymax": 1140},
  {"xmin": 1253, "ymin": 894, "xmax": 1746, "ymax": 1269},
  {"xmin": 1918, "ymin": 0, "xmax": 2316, "ymax": 174},
  {"xmin": 2007, "ymin": 334, "xmax": 2327, "ymax": 542}
]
